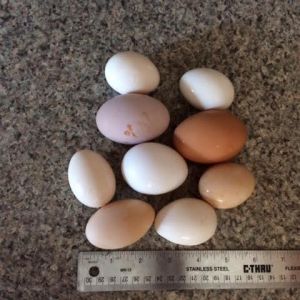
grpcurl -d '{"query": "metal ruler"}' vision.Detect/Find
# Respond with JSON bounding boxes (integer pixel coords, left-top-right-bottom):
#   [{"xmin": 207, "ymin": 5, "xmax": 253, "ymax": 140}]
[{"xmin": 77, "ymin": 250, "xmax": 300, "ymax": 291}]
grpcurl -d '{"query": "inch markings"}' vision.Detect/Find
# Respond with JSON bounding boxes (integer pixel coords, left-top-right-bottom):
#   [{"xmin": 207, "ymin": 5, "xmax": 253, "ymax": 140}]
[{"xmin": 78, "ymin": 250, "xmax": 300, "ymax": 291}]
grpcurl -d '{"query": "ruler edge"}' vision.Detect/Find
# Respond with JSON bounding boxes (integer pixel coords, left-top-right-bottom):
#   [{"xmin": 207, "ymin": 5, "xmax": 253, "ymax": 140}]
[{"xmin": 77, "ymin": 250, "xmax": 300, "ymax": 292}]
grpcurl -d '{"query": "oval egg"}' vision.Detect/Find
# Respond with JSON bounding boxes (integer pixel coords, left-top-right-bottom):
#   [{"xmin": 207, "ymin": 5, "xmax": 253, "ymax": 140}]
[
  {"xmin": 199, "ymin": 163, "xmax": 255, "ymax": 209},
  {"xmin": 96, "ymin": 94, "xmax": 170, "ymax": 144},
  {"xmin": 85, "ymin": 199, "xmax": 155, "ymax": 249},
  {"xmin": 174, "ymin": 110, "xmax": 247, "ymax": 163},
  {"xmin": 155, "ymin": 198, "xmax": 217, "ymax": 246},
  {"xmin": 180, "ymin": 68, "xmax": 234, "ymax": 110},
  {"xmin": 68, "ymin": 149, "xmax": 116, "ymax": 208},
  {"xmin": 105, "ymin": 51, "xmax": 160, "ymax": 94},
  {"xmin": 121, "ymin": 143, "xmax": 188, "ymax": 195}
]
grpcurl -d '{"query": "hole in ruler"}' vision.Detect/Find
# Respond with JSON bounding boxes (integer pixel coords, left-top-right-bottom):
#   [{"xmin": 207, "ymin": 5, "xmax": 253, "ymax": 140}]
[{"xmin": 89, "ymin": 266, "xmax": 99, "ymax": 277}]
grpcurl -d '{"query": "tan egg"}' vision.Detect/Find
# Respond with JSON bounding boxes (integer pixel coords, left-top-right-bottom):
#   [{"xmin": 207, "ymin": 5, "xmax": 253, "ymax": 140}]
[
  {"xmin": 85, "ymin": 199, "xmax": 155, "ymax": 249},
  {"xmin": 199, "ymin": 163, "xmax": 255, "ymax": 209},
  {"xmin": 173, "ymin": 110, "xmax": 247, "ymax": 163}
]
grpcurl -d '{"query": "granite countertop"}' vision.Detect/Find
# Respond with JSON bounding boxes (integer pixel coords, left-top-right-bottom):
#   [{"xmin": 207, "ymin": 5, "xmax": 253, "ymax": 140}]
[{"xmin": 1, "ymin": 0, "xmax": 299, "ymax": 299}]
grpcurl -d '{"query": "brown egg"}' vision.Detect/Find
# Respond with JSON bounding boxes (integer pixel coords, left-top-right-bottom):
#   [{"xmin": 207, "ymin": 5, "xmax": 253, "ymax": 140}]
[
  {"xmin": 173, "ymin": 110, "xmax": 247, "ymax": 163},
  {"xmin": 85, "ymin": 199, "xmax": 155, "ymax": 249},
  {"xmin": 199, "ymin": 163, "xmax": 255, "ymax": 209}
]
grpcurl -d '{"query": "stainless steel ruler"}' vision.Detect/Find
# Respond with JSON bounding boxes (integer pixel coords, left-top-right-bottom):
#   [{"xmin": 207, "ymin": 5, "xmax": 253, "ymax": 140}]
[{"xmin": 77, "ymin": 250, "xmax": 300, "ymax": 291}]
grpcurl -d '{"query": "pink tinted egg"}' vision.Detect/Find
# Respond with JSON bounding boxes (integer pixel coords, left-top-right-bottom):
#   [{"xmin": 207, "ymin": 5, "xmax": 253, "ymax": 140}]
[{"xmin": 96, "ymin": 94, "xmax": 170, "ymax": 144}]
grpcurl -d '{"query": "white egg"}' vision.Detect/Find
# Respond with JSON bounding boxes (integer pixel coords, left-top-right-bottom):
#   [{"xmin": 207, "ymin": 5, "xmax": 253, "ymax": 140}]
[
  {"xmin": 121, "ymin": 143, "xmax": 188, "ymax": 195},
  {"xmin": 179, "ymin": 68, "xmax": 235, "ymax": 110},
  {"xmin": 105, "ymin": 51, "xmax": 160, "ymax": 94},
  {"xmin": 155, "ymin": 198, "xmax": 217, "ymax": 246},
  {"xmin": 68, "ymin": 149, "xmax": 116, "ymax": 208}
]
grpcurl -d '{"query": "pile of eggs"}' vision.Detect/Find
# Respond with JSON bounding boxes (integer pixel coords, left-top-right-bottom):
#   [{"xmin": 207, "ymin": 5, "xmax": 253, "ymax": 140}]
[{"xmin": 68, "ymin": 51, "xmax": 255, "ymax": 250}]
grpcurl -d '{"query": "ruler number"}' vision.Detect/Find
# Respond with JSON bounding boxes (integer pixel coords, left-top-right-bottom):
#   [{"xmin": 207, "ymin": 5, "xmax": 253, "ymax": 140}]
[
  {"xmin": 290, "ymin": 274, "xmax": 297, "ymax": 281},
  {"xmin": 279, "ymin": 274, "xmax": 286, "ymax": 281},
  {"xmin": 167, "ymin": 275, "xmax": 175, "ymax": 282},
  {"xmin": 121, "ymin": 276, "xmax": 128, "ymax": 283},
  {"xmin": 138, "ymin": 257, "xmax": 143, "ymax": 264},
  {"xmin": 201, "ymin": 275, "xmax": 209, "ymax": 282},
  {"xmin": 156, "ymin": 275, "xmax": 163, "ymax": 283},
  {"xmin": 224, "ymin": 275, "xmax": 231, "ymax": 282},
  {"xmin": 268, "ymin": 275, "xmax": 275, "ymax": 281},
  {"xmin": 133, "ymin": 276, "xmax": 140, "ymax": 283},
  {"xmin": 109, "ymin": 276, "xmax": 116, "ymax": 283},
  {"xmin": 97, "ymin": 277, "xmax": 104, "ymax": 284},
  {"xmin": 224, "ymin": 257, "xmax": 229, "ymax": 263},
  {"xmin": 257, "ymin": 274, "xmax": 264, "ymax": 281},
  {"xmin": 191, "ymin": 275, "xmax": 197, "ymax": 282},
  {"xmin": 246, "ymin": 275, "xmax": 253, "ymax": 281},
  {"xmin": 167, "ymin": 257, "xmax": 172, "ymax": 263},
  {"xmin": 178, "ymin": 275, "xmax": 186, "ymax": 282},
  {"xmin": 85, "ymin": 277, "xmax": 92, "ymax": 284},
  {"xmin": 235, "ymin": 275, "xmax": 242, "ymax": 281},
  {"xmin": 144, "ymin": 275, "xmax": 151, "ymax": 283}
]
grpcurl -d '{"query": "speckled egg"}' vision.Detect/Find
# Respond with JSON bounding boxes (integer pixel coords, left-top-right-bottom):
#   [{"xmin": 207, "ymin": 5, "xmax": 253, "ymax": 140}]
[{"xmin": 96, "ymin": 94, "xmax": 170, "ymax": 144}]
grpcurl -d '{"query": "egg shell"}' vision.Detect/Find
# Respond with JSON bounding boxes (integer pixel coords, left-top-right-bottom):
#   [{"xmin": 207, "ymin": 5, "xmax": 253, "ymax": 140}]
[
  {"xmin": 105, "ymin": 51, "xmax": 160, "ymax": 94},
  {"xmin": 155, "ymin": 198, "xmax": 217, "ymax": 246},
  {"xmin": 85, "ymin": 199, "xmax": 155, "ymax": 249},
  {"xmin": 96, "ymin": 94, "xmax": 170, "ymax": 144},
  {"xmin": 174, "ymin": 110, "xmax": 247, "ymax": 163},
  {"xmin": 68, "ymin": 149, "xmax": 116, "ymax": 208},
  {"xmin": 199, "ymin": 163, "xmax": 255, "ymax": 209},
  {"xmin": 121, "ymin": 143, "xmax": 188, "ymax": 195},
  {"xmin": 179, "ymin": 68, "xmax": 234, "ymax": 110}
]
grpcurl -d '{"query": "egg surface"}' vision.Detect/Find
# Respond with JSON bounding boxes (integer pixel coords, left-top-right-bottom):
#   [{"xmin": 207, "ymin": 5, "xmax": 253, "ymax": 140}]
[
  {"xmin": 179, "ymin": 68, "xmax": 234, "ymax": 110},
  {"xmin": 105, "ymin": 51, "xmax": 160, "ymax": 94},
  {"xmin": 199, "ymin": 163, "xmax": 255, "ymax": 209},
  {"xmin": 155, "ymin": 198, "xmax": 217, "ymax": 246},
  {"xmin": 68, "ymin": 149, "xmax": 116, "ymax": 208},
  {"xmin": 121, "ymin": 143, "xmax": 188, "ymax": 195},
  {"xmin": 96, "ymin": 94, "xmax": 170, "ymax": 144},
  {"xmin": 174, "ymin": 110, "xmax": 247, "ymax": 163},
  {"xmin": 85, "ymin": 199, "xmax": 155, "ymax": 249}
]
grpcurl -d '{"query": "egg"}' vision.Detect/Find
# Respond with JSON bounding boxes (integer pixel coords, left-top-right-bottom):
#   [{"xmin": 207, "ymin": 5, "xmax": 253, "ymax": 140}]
[
  {"xmin": 85, "ymin": 199, "xmax": 155, "ymax": 249},
  {"xmin": 105, "ymin": 51, "xmax": 160, "ymax": 94},
  {"xmin": 174, "ymin": 110, "xmax": 247, "ymax": 163},
  {"xmin": 68, "ymin": 149, "xmax": 116, "ymax": 208},
  {"xmin": 96, "ymin": 94, "xmax": 170, "ymax": 144},
  {"xmin": 121, "ymin": 143, "xmax": 188, "ymax": 195},
  {"xmin": 179, "ymin": 68, "xmax": 234, "ymax": 110},
  {"xmin": 199, "ymin": 163, "xmax": 255, "ymax": 209},
  {"xmin": 155, "ymin": 198, "xmax": 217, "ymax": 246}
]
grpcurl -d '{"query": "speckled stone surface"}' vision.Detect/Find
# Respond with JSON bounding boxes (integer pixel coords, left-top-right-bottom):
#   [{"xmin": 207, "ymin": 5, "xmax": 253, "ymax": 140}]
[{"xmin": 1, "ymin": 0, "xmax": 299, "ymax": 299}]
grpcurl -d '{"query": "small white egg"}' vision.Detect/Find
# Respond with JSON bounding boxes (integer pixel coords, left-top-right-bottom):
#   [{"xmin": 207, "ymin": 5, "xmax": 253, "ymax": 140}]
[
  {"xmin": 68, "ymin": 149, "xmax": 116, "ymax": 208},
  {"xmin": 155, "ymin": 198, "xmax": 217, "ymax": 246},
  {"xmin": 121, "ymin": 143, "xmax": 188, "ymax": 195},
  {"xmin": 105, "ymin": 51, "xmax": 160, "ymax": 94},
  {"xmin": 179, "ymin": 68, "xmax": 235, "ymax": 110}
]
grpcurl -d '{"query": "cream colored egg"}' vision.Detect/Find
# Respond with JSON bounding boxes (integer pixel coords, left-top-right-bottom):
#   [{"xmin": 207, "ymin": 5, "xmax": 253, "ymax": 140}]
[
  {"xmin": 155, "ymin": 198, "xmax": 217, "ymax": 246},
  {"xmin": 179, "ymin": 68, "xmax": 234, "ymax": 110},
  {"xmin": 105, "ymin": 51, "xmax": 160, "ymax": 94},
  {"xmin": 199, "ymin": 163, "xmax": 255, "ymax": 209},
  {"xmin": 85, "ymin": 199, "xmax": 155, "ymax": 249},
  {"xmin": 68, "ymin": 149, "xmax": 116, "ymax": 208},
  {"xmin": 121, "ymin": 143, "xmax": 188, "ymax": 195}
]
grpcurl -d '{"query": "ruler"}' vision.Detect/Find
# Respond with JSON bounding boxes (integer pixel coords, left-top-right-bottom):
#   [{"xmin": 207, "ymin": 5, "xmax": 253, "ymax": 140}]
[{"xmin": 77, "ymin": 250, "xmax": 300, "ymax": 291}]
